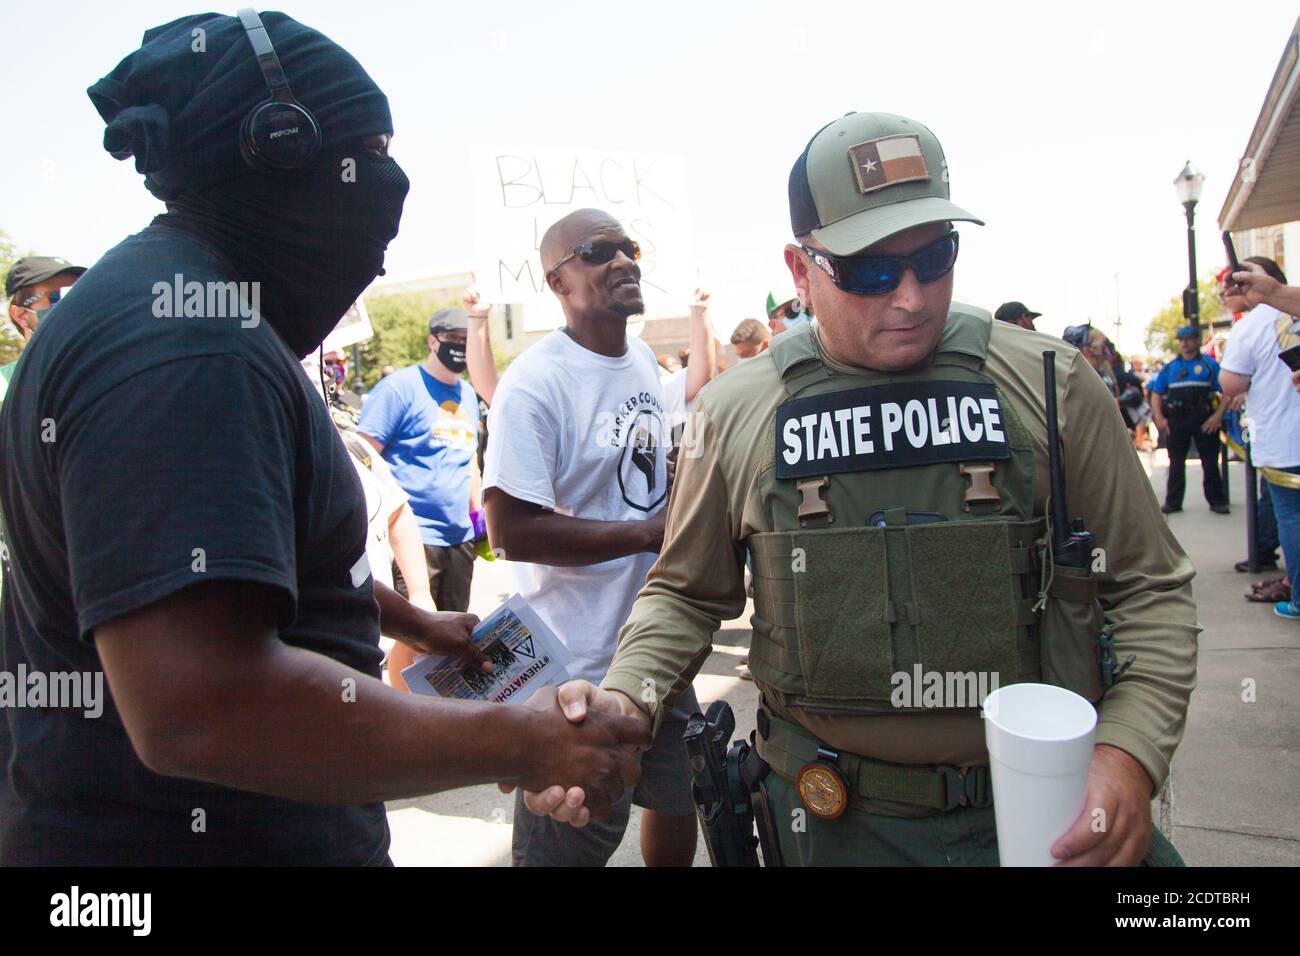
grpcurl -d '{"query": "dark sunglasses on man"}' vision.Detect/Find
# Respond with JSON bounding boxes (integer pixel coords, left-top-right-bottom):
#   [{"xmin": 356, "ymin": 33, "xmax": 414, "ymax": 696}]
[
  {"xmin": 547, "ymin": 238, "xmax": 641, "ymax": 277},
  {"xmin": 17, "ymin": 288, "xmax": 69, "ymax": 309},
  {"xmin": 801, "ymin": 230, "xmax": 959, "ymax": 296}
]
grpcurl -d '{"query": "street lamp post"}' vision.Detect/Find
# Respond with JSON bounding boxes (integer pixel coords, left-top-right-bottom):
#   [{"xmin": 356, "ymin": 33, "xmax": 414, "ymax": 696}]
[{"xmin": 1174, "ymin": 160, "xmax": 1206, "ymax": 338}]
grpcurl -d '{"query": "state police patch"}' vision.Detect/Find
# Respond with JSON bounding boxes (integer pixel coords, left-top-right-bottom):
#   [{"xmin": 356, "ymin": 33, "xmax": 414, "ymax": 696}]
[{"xmin": 774, "ymin": 380, "xmax": 1012, "ymax": 480}]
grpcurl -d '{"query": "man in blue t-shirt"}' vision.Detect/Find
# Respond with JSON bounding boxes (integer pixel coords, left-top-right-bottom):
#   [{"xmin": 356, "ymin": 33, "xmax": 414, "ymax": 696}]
[{"xmin": 360, "ymin": 307, "xmax": 481, "ymax": 612}]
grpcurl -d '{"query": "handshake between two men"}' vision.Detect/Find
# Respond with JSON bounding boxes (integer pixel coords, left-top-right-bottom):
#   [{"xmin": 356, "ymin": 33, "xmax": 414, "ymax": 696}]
[
  {"xmin": 415, "ymin": 605, "xmax": 653, "ymax": 826},
  {"xmin": 506, "ymin": 681, "xmax": 652, "ymax": 827}
]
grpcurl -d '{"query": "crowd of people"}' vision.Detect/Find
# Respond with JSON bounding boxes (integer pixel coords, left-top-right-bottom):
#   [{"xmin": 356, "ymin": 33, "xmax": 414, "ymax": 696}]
[
  {"xmin": 1029, "ymin": 259, "xmax": 1300, "ymax": 618},
  {"xmin": 0, "ymin": 9, "xmax": 1297, "ymax": 870}
]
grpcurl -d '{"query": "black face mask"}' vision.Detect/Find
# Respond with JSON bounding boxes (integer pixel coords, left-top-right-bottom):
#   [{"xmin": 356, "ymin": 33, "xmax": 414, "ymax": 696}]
[
  {"xmin": 436, "ymin": 340, "xmax": 467, "ymax": 374},
  {"xmin": 159, "ymin": 142, "xmax": 409, "ymax": 358}
]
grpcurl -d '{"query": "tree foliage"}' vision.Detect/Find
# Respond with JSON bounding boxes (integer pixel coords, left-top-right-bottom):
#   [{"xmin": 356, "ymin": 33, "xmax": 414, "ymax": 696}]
[
  {"xmin": 1, "ymin": 229, "xmax": 29, "ymax": 367},
  {"xmin": 355, "ymin": 291, "xmax": 513, "ymax": 392},
  {"xmin": 1145, "ymin": 276, "xmax": 1224, "ymax": 356},
  {"xmin": 356, "ymin": 291, "xmax": 454, "ymax": 391}
]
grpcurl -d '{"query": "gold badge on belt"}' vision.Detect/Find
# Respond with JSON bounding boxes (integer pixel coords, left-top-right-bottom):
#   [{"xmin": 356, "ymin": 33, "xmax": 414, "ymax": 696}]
[{"xmin": 796, "ymin": 750, "xmax": 849, "ymax": 820}]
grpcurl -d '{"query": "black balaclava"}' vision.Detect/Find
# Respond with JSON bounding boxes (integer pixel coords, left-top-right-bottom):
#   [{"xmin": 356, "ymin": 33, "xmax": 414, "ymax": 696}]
[{"xmin": 88, "ymin": 11, "xmax": 409, "ymax": 358}]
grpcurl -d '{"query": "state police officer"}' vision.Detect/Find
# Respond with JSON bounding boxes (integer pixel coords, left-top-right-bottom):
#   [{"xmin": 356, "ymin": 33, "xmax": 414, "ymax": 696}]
[
  {"xmin": 524, "ymin": 112, "xmax": 1198, "ymax": 867},
  {"xmin": 1150, "ymin": 325, "xmax": 1229, "ymax": 515}
]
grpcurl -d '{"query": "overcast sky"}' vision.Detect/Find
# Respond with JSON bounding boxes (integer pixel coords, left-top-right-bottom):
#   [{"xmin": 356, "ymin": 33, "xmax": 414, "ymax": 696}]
[{"xmin": 3, "ymin": 0, "xmax": 1295, "ymax": 355}]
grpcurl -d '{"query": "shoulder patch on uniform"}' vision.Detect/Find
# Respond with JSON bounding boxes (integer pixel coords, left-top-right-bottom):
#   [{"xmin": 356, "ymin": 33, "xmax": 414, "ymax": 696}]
[{"xmin": 774, "ymin": 380, "xmax": 1012, "ymax": 479}]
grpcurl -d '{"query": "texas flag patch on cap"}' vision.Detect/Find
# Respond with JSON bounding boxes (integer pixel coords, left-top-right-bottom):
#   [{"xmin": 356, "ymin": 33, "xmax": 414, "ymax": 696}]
[{"xmin": 849, "ymin": 134, "xmax": 930, "ymax": 194}]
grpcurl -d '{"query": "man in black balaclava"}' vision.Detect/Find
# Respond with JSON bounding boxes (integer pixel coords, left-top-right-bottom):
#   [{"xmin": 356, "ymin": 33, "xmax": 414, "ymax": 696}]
[{"xmin": 0, "ymin": 11, "xmax": 645, "ymax": 866}]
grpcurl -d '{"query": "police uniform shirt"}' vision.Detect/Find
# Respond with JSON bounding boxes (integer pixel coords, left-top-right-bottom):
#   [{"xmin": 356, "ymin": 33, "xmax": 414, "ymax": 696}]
[
  {"xmin": 601, "ymin": 315, "xmax": 1198, "ymax": 792},
  {"xmin": 1148, "ymin": 353, "xmax": 1220, "ymax": 417}
]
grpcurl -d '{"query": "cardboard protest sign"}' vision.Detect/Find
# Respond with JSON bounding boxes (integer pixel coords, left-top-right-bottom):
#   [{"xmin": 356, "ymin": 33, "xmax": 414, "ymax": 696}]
[{"xmin": 471, "ymin": 144, "xmax": 692, "ymax": 326}]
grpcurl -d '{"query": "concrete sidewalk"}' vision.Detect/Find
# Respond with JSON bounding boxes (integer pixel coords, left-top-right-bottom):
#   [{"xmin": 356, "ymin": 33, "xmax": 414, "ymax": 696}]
[
  {"xmin": 386, "ymin": 452, "xmax": 1298, "ymax": 866},
  {"xmin": 1150, "ymin": 453, "xmax": 1299, "ymax": 865}
]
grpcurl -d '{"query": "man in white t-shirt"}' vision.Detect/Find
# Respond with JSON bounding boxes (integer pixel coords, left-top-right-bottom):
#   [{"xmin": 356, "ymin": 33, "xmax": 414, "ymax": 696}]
[
  {"xmin": 1220, "ymin": 257, "xmax": 1300, "ymax": 620},
  {"xmin": 484, "ymin": 208, "xmax": 699, "ymax": 867}
]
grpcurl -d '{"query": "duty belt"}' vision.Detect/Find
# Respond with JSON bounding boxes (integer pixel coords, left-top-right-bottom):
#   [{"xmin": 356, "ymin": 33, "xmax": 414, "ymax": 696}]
[{"xmin": 755, "ymin": 707, "xmax": 992, "ymax": 814}]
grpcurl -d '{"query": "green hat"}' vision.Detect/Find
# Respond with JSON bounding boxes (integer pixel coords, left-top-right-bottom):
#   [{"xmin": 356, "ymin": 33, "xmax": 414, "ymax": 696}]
[
  {"xmin": 767, "ymin": 295, "xmax": 799, "ymax": 319},
  {"xmin": 5, "ymin": 256, "xmax": 87, "ymax": 298},
  {"xmin": 788, "ymin": 112, "xmax": 983, "ymax": 255}
]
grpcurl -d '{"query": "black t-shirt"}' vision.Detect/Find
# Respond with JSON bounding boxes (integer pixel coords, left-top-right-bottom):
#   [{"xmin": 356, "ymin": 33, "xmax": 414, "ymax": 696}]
[{"xmin": 0, "ymin": 225, "xmax": 388, "ymax": 865}]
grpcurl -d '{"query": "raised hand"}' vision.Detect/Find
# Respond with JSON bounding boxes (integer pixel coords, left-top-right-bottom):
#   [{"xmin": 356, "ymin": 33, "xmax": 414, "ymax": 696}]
[
  {"xmin": 690, "ymin": 287, "xmax": 710, "ymax": 315},
  {"xmin": 462, "ymin": 283, "xmax": 491, "ymax": 320}
]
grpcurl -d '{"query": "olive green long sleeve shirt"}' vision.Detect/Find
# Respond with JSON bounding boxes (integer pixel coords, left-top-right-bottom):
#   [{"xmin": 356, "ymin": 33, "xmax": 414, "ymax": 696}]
[{"xmin": 602, "ymin": 316, "xmax": 1198, "ymax": 792}]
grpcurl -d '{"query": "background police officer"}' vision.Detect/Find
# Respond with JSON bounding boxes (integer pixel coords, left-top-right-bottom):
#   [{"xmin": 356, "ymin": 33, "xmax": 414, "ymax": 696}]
[
  {"xmin": 1150, "ymin": 325, "xmax": 1229, "ymax": 515},
  {"xmin": 522, "ymin": 112, "xmax": 1198, "ymax": 867}
]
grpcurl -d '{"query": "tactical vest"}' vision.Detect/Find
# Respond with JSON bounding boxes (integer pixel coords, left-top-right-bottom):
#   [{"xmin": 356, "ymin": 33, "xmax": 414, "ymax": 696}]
[{"xmin": 747, "ymin": 309, "xmax": 1085, "ymax": 716}]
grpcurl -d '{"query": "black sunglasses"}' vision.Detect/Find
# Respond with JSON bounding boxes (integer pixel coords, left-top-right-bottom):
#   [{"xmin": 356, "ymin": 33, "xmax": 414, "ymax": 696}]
[
  {"xmin": 801, "ymin": 231, "xmax": 959, "ymax": 296},
  {"xmin": 18, "ymin": 288, "xmax": 68, "ymax": 309},
  {"xmin": 548, "ymin": 238, "xmax": 641, "ymax": 276}
]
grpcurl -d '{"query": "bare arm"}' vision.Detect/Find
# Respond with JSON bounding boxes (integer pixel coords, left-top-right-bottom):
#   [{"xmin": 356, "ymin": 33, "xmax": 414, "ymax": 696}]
[
  {"xmin": 374, "ymin": 578, "xmax": 487, "ymax": 669},
  {"xmin": 95, "ymin": 580, "xmax": 648, "ymax": 809},
  {"xmin": 484, "ymin": 486, "xmax": 663, "ymax": 566},
  {"xmin": 464, "ymin": 286, "xmax": 499, "ymax": 405},
  {"xmin": 684, "ymin": 289, "xmax": 715, "ymax": 402},
  {"xmin": 387, "ymin": 502, "xmax": 433, "ymax": 610},
  {"xmin": 469, "ymin": 442, "xmax": 483, "ymax": 513},
  {"xmin": 1219, "ymin": 369, "xmax": 1250, "ymax": 398}
]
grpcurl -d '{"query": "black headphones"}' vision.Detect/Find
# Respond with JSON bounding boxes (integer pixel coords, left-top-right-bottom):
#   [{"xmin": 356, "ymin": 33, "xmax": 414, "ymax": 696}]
[{"xmin": 237, "ymin": 7, "xmax": 322, "ymax": 171}]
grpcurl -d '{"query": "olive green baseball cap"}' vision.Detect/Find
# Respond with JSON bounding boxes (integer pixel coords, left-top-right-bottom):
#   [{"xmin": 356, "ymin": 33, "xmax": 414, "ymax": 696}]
[
  {"xmin": 5, "ymin": 256, "xmax": 87, "ymax": 298},
  {"xmin": 788, "ymin": 112, "xmax": 983, "ymax": 256}
]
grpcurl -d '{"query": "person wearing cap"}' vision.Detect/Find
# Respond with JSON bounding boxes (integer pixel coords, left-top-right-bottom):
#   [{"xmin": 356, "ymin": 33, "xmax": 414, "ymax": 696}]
[
  {"xmin": 766, "ymin": 291, "xmax": 812, "ymax": 336},
  {"xmin": 994, "ymin": 301, "xmax": 1040, "ymax": 331},
  {"xmin": 2, "ymin": 256, "xmax": 87, "ymax": 401},
  {"xmin": 0, "ymin": 12, "xmax": 644, "ymax": 867},
  {"xmin": 1149, "ymin": 326, "xmax": 1229, "ymax": 515},
  {"xmin": 359, "ymin": 307, "xmax": 484, "ymax": 628},
  {"xmin": 524, "ymin": 112, "xmax": 1197, "ymax": 867}
]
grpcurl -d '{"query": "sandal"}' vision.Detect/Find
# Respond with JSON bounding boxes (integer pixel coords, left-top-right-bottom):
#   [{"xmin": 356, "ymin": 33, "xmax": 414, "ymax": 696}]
[{"xmin": 1247, "ymin": 578, "xmax": 1291, "ymax": 603}]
